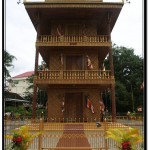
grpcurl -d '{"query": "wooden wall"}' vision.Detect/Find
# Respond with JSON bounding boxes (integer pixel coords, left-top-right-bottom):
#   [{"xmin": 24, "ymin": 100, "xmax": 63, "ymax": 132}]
[
  {"xmin": 49, "ymin": 50, "xmax": 99, "ymax": 70},
  {"xmin": 47, "ymin": 88, "xmax": 101, "ymax": 122}
]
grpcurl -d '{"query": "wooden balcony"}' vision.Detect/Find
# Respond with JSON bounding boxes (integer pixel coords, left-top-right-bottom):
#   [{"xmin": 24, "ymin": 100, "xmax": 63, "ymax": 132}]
[
  {"xmin": 36, "ymin": 35, "xmax": 111, "ymax": 47},
  {"xmin": 34, "ymin": 70, "xmax": 115, "ymax": 85}
]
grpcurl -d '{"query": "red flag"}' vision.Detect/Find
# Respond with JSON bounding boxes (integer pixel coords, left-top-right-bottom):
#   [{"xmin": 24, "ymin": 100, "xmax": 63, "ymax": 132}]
[
  {"xmin": 99, "ymin": 101, "xmax": 105, "ymax": 112},
  {"xmin": 86, "ymin": 55, "xmax": 93, "ymax": 69},
  {"xmin": 87, "ymin": 99, "xmax": 91, "ymax": 108},
  {"xmin": 91, "ymin": 105, "xmax": 95, "ymax": 113},
  {"xmin": 87, "ymin": 98, "xmax": 94, "ymax": 113}
]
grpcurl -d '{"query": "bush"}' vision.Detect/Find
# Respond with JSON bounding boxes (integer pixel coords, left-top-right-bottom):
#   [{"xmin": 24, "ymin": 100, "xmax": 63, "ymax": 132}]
[
  {"xmin": 14, "ymin": 112, "xmax": 21, "ymax": 119},
  {"xmin": 36, "ymin": 108, "xmax": 46, "ymax": 117},
  {"xmin": 5, "ymin": 106, "xmax": 32, "ymax": 118},
  {"xmin": 5, "ymin": 106, "xmax": 16, "ymax": 113}
]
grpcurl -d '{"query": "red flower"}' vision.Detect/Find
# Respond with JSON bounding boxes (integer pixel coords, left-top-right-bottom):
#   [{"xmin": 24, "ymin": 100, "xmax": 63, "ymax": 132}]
[
  {"xmin": 126, "ymin": 141, "xmax": 131, "ymax": 145},
  {"xmin": 16, "ymin": 136, "xmax": 22, "ymax": 142},
  {"xmin": 13, "ymin": 136, "xmax": 22, "ymax": 143},
  {"xmin": 121, "ymin": 141, "xmax": 131, "ymax": 150}
]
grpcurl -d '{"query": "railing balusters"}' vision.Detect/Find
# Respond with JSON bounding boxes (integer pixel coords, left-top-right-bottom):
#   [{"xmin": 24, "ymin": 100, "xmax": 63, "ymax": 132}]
[
  {"xmin": 36, "ymin": 70, "xmax": 111, "ymax": 81},
  {"xmin": 38, "ymin": 35, "xmax": 110, "ymax": 45}
]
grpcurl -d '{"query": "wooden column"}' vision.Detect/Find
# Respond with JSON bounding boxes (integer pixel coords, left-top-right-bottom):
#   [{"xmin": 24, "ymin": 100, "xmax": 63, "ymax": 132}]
[
  {"xmin": 107, "ymin": 12, "xmax": 114, "ymax": 76},
  {"xmin": 32, "ymin": 47, "xmax": 39, "ymax": 121},
  {"xmin": 107, "ymin": 12, "xmax": 116, "ymax": 122},
  {"xmin": 32, "ymin": 15, "xmax": 40, "ymax": 121},
  {"xmin": 109, "ymin": 46, "xmax": 114, "ymax": 76}
]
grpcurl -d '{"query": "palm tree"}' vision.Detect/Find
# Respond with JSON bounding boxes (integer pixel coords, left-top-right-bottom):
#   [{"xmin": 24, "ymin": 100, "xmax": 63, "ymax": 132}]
[{"xmin": 4, "ymin": 50, "xmax": 16, "ymax": 79}]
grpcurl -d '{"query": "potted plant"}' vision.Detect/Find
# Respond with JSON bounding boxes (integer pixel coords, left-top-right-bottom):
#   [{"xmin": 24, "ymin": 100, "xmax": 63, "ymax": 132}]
[
  {"xmin": 106, "ymin": 127, "xmax": 143, "ymax": 150},
  {"xmin": 5, "ymin": 125, "xmax": 42, "ymax": 150}
]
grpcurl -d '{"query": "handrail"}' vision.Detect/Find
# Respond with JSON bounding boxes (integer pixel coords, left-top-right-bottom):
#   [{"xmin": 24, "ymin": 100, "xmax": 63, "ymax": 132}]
[
  {"xmin": 35, "ymin": 70, "xmax": 111, "ymax": 80},
  {"xmin": 37, "ymin": 35, "xmax": 110, "ymax": 43}
]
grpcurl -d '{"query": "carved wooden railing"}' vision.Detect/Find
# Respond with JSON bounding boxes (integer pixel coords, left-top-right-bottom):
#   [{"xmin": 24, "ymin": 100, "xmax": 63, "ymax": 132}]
[
  {"xmin": 36, "ymin": 35, "xmax": 111, "ymax": 46},
  {"xmin": 34, "ymin": 70, "xmax": 112, "ymax": 80}
]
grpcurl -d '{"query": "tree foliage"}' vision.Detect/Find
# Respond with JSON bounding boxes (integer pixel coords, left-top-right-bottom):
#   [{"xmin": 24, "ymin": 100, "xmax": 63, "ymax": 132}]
[
  {"xmin": 104, "ymin": 44, "xmax": 144, "ymax": 113},
  {"xmin": 4, "ymin": 50, "xmax": 17, "ymax": 79}
]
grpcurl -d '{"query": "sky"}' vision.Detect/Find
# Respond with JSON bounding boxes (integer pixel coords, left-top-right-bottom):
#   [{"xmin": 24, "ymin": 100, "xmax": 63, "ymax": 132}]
[{"xmin": 5, "ymin": 0, "xmax": 143, "ymax": 77}]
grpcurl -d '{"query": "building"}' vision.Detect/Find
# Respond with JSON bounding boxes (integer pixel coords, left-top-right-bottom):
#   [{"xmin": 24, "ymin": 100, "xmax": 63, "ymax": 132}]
[
  {"xmin": 4, "ymin": 90, "xmax": 30, "ymax": 107},
  {"xmin": 24, "ymin": 0, "xmax": 124, "ymax": 122},
  {"xmin": 8, "ymin": 71, "xmax": 34, "ymax": 97}
]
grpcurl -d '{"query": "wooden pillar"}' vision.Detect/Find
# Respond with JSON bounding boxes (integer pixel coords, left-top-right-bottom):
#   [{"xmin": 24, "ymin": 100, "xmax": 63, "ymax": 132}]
[
  {"xmin": 109, "ymin": 46, "xmax": 114, "ymax": 76},
  {"xmin": 107, "ymin": 12, "xmax": 116, "ymax": 122},
  {"xmin": 109, "ymin": 45, "xmax": 116, "ymax": 122},
  {"xmin": 107, "ymin": 12, "xmax": 114, "ymax": 76},
  {"xmin": 32, "ymin": 47, "xmax": 39, "ymax": 121},
  {"xmin": 32, "ymin": 14, "xmax": 40, "ymax": 121}
]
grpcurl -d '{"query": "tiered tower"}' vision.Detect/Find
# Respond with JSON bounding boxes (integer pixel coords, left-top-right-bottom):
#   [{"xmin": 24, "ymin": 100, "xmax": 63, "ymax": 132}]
[{"xmin": 24, "ymin": 0, "xmax": 124, "ymax": 122}]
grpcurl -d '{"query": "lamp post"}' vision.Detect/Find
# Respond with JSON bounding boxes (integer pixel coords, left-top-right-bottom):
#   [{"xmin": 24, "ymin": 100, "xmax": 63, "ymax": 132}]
[{"xmin": 127, "ymin": 80, "xmax": 134, "ymax": 112}]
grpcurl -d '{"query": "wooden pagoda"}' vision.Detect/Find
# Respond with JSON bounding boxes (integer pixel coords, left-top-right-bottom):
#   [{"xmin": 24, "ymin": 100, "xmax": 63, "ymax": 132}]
[{"xmin": 24, "ymin": 0, "xmax": 124, "ymax": 122}]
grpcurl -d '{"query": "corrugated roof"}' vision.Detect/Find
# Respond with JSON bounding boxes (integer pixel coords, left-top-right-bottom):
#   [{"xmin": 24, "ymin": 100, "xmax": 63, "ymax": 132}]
[
  {"xmin": 4, "ymin": 91, "xmax": 24, "ymax": 100},
  {"xmin": 5, "ymin": 98, "xmax": 30, "ymax": 103},
  {"xmin": 13, "ymin": 71, "xmax": 34, "ymax": 78}
]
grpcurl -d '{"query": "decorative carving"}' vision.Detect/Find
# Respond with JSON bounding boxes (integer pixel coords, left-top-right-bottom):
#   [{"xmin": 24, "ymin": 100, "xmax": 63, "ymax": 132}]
[{"xmin": 36, "ymin": 35, "xmax": 111, "ymax": 47}]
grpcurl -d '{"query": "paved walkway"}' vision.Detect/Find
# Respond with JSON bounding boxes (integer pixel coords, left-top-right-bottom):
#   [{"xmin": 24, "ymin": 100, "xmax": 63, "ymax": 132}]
[{"xmin": 56, "ymin": 124, "xmax": 92, "ymax": 150}]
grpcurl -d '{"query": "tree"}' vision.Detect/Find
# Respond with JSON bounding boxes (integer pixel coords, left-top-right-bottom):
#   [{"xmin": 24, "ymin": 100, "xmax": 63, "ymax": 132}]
[
  {"xmin": 23, "ymin": 62, "xmax": 47, "ymax": 106},
  {"xmin": 4, "ymin": 50, "xmax": 17, "ymax": 90},
  {"xmin": 105, "ymin": 44, "xmax": 144, "ymax": 113},
  {"xmin": 4, "ymin": 50, "xmax": 16, "ymax": 79}
]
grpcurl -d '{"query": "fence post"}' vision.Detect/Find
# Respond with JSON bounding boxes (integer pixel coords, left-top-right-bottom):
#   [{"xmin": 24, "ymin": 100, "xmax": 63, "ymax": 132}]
[
  {"xmin": 104, "ymin": 118, "xmax": 108, "ymax": 150},
  {"xmin": 38, "ymin": 118, "xmax": 43, "ymax": 150}
]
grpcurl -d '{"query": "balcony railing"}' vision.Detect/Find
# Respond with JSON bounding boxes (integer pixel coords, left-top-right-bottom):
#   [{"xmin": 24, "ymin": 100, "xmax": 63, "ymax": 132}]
[
  {"xmin": 36, "ymin": 35, "xmax": 111, "ymax": 46},
  {"xmin": 34, "ymin": 70, "xmax": 113, "ymax": 81}
]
